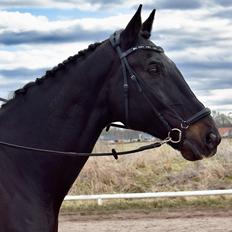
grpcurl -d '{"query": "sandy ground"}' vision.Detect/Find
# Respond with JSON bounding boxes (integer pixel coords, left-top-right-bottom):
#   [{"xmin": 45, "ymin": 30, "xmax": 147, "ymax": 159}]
[{"xmin": 59, "ymin": 210, "xmax": 232, "ymax": 232}]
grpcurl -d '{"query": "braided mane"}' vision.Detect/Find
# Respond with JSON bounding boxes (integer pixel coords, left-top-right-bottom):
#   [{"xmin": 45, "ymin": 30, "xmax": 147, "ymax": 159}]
[{"xmin": 2, "ymin": 42, "xmax": 102, "ymax": 107}]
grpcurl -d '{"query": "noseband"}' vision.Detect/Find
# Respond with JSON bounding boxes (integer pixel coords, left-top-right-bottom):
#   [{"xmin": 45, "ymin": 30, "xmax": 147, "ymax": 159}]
[{"xmin": 109, "ymin": 30, "xmax": 211, "ymax": 144}]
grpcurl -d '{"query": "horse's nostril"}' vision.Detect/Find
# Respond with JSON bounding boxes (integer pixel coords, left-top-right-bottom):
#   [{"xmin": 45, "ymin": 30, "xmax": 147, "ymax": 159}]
[{"xmin": 206, "ymin": 132, "xmax": 220, "ymax": 149}]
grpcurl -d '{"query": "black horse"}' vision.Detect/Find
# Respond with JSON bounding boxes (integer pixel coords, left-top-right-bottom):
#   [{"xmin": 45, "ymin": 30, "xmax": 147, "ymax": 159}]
[{"xmin": 0, "ymin": 5, "xmax": 220, "ymax": 232}]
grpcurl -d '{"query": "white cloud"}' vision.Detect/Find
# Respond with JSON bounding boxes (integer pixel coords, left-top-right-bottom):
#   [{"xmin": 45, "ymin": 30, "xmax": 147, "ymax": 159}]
[
  {"xmin": 0, "ymin": 42, "xmax": 90, "ymax": 69},
  {"xmin": 0, "ymin": 6, "xmax": 231, "ymax": 112},
  {"xmin": 198, "ymin": 88, "xmax": 232, "ymax": 113},
  {"xmin": 0, "ymin": 0, "xmax": 149, "ymax": 11},
  {"xmin": 0, "ymin": 10, "xmax": 135, "ymax": 33},
  {"xmin": 0, "ymin": 11, "xmax": 48, "ymax": 32}
]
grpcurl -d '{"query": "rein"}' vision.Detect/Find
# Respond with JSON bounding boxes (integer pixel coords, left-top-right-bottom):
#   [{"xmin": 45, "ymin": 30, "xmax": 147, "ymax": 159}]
[
  {"xmin": 0, "ymin": 138, "xmax": 170, "ymax": 160},
  {"xmin": 0, "ymin": 31, "xmax": 211, "ymax": 159}
]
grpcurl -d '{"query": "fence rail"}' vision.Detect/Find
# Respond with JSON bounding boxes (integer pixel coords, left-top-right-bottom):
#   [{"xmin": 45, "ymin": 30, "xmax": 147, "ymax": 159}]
[{"xmin": 64, "ymin": 189, "xmax": 232, "ymax": 205}]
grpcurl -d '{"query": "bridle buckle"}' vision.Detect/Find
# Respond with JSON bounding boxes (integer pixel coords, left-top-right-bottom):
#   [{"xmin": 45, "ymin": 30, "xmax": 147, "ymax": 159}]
[
  {"xmin": 181, "ymin": 121, "xmax": 189, "ymax": 129},
  {"xmin": 130, "ymin": 74, "xmax": 136, "ymax": 80}
]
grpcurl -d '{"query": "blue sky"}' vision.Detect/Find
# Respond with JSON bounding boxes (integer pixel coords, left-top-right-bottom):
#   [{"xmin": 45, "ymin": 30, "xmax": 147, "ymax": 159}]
[{"xmin": 0, "ymin": 0, "xmax": 231, "ymax": 112}]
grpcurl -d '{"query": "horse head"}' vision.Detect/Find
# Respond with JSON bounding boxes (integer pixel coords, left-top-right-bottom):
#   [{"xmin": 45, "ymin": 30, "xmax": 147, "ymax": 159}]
[{"xmin": 108, "ymin": 5, "xmax": 221, "ymax": 161}]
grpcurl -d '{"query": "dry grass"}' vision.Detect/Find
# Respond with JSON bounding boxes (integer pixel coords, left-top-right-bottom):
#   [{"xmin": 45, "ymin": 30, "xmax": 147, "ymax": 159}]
[{"xmin": 69, "ymin": 138, "xmax": 232, "ymax": 195}]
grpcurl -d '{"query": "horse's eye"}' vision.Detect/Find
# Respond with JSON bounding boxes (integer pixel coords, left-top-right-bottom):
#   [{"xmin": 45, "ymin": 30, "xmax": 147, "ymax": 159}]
[
  {"xmin": 148, "ymin": 63, "xmax": 161, "ymax": 75},
  {"xmin": 150, "ymin": 67, "xmax": 158, "ymax": 73}
]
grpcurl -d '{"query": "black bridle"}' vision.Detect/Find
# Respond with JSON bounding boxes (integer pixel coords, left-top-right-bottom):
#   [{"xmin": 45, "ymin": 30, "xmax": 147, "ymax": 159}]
[
  {"xmin": 108, "ymin": 30, "xmax": 211, "ymax": 143},
  {"xmin": 0, "ymin": 31, "xmax": 211, "ymax": 159}
]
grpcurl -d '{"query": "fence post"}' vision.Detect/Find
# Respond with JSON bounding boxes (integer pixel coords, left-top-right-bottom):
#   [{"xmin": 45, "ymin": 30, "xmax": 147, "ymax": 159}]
[{"xmin": 97, "ymin": 198, "xmax": 103, "ymax": 206}]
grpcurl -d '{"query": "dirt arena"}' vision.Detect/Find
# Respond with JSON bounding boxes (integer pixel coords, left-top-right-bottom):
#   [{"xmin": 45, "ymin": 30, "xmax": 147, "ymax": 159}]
[{"xmin": 59, "ymin": 209, "xmax": 232, "ymax": 232}]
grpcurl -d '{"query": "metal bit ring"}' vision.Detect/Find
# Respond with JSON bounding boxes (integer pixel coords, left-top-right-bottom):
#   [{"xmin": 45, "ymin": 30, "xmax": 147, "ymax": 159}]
[{"xmin": 168, "ymin": 128, "xmax": 182, "ymax": 144}]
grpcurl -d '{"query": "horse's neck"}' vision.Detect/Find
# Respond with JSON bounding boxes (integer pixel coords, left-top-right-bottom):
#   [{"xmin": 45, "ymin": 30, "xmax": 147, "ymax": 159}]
[
  {"xmin": 0, "ymin": 42, "xmax": 112, "ymax": 151},
  {"xmin": 0, "ymin": 42, "xmax": 113, "ymax": 207}
]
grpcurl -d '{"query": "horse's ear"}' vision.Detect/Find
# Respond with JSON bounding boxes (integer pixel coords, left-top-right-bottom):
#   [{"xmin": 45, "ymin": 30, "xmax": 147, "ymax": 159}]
[
  {"xmin": 120, "ymin": 4, "xmax": 142, "ymax": 49},
  {"xmin": 141, "ymin": 9, "xmax": 156, "ymax": 39}
]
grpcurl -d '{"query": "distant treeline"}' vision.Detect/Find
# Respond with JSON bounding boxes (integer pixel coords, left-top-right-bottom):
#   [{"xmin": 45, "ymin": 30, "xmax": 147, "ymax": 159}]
[
  {"xmin": 212, "ymin": 111, "xmax": 232, "ymax": 127},
  {"xmin": 100, "ymin": 127, "xmax": 153, "ymax": 142},
  {"xmin": 99, "ymin": 112, "xmax": 232, "ymax": 142}
]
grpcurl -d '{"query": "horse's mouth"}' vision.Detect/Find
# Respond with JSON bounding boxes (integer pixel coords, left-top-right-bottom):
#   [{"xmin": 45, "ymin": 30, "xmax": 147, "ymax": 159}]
[{"xmin": 180, "ymin": 140, "xmax": 217, "ymax": 161}]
